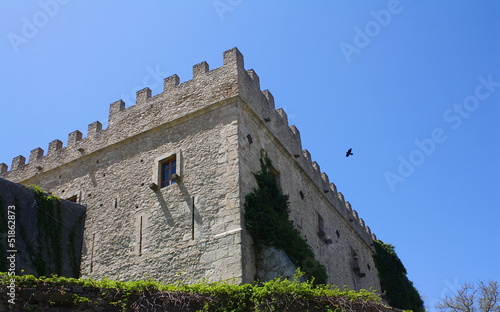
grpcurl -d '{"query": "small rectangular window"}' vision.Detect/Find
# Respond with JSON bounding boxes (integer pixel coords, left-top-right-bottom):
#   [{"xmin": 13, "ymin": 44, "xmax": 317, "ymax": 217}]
[
  {"xmin": 318, "ymin": 213, "xmax": 325, "ymax": 238},
  {"xmin": 153, "ymin": 151, "xmax": 182, "ymax": 190},
  {"xmin": 160, "ymin": 156, "xmax": 177, "ymax": 188}
]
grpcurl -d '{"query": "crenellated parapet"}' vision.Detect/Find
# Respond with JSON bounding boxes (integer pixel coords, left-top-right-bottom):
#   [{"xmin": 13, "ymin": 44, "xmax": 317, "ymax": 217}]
[
  {"xmin": 0, "ymin": 48, "xmax": 244, "ymax": 182},
  {"xmin": 232, "ymin": 58, "xmax": 375, "ymax": 247},
  {"xmin": 0, "ymin": 47, "xmax": 375, "ymax": 247}
]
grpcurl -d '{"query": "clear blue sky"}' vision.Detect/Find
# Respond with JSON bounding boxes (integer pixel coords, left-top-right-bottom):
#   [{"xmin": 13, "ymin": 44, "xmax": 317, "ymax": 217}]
[{"xmin": 1, "ymin": 1, "xmax": 499, "ymax": 310}]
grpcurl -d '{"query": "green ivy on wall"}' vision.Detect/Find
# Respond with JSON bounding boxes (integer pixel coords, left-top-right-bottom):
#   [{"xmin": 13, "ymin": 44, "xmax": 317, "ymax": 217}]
[
  {"xmin": 1, "ymin": 184, "xmax": 83, "ymax": 277},
  {"xmin": 244, "ymin": 150, "xmax": 328, "ymax": 284},
  {"xmin": 372, "ymin": 239, "xmax": 424, "ymax": 311},
  {"xmin": 28, "ymin": 185, "xmax": 64, "ymax": 276}
]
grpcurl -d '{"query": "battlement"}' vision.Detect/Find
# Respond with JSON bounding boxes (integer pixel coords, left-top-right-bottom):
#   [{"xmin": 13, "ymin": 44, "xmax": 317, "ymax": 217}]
[
  {"xmin": 231, "ymin": 54, "xmax": 375, "ymax": 246},
  {"xmin": 1, "ymin": 48, "xmax": 243, "ymax": 176},
  {"xmin": 0, "ymin": 47, "xmax": 374, "ymax": 246}
]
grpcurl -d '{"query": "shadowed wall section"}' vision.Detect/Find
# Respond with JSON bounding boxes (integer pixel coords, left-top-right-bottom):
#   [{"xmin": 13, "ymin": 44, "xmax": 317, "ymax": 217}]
[{"xmin": 0, "ymin": 178, "xmax": 86, "ymax": 277}]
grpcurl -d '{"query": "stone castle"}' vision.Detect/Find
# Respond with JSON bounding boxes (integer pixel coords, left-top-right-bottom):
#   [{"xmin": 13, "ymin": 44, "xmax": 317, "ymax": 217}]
[{"xmin": 1, "ymin": 48, "xmax": 381, "ymax": 291}]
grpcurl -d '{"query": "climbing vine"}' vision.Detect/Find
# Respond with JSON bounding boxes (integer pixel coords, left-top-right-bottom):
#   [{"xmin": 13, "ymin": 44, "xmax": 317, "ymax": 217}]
[
  {"xmin": 244, "ymin": 150, "xmax": 328, "ymax": 284},
  {"xmin": 372, "ymin": 239, "xmax": 424, "ymax": 311},
  {"xmin": 0, "ymin": 184, "xmax": 83, "ymax": 277},
  {"xmin": 28, "ymin": 185, "xmax": 64, "ymax": 276}
]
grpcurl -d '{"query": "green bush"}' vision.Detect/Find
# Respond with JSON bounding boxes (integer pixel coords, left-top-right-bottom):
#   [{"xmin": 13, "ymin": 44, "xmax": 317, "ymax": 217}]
[
  {"xmin": 373, "ymin": 240, "xmax": 424, "ymax": 311},
  {"xmin": 1, "ymin": 272, "xmax": 385, "ymax": 312}
]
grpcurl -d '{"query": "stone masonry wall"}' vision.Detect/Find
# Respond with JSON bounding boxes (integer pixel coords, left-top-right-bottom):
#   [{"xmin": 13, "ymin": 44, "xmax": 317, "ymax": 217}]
[
  {"xmin": 1, "ymin": 49, "xmax": 246, "ymax": 283},
  {"xmin": 1, "ymin": 48, "xmax": 380, "ymax": 290},
  {"xmin": 236, "ymin": 100, "xmax": 380, "ymax": 291},
  {"xmin": 234, "ymin": 62, "xmax": 380, "ymax": 291},
  {"xmin": 0, "ymin": 178, "xmax": 86, "ymax": 278},
  {"xmin": 11, "ymin": 104, "xmax": 243, "ymax": 283}
]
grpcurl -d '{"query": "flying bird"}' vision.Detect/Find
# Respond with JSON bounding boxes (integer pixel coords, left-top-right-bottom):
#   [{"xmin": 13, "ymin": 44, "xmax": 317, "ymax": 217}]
[{"xmin": 346, "ymin": 148, "xmax": 353, "ymax": 157}]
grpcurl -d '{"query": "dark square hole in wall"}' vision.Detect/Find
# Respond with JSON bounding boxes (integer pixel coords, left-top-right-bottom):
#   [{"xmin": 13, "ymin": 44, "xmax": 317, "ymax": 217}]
[
  {"xmin": 299, "ymin": 190, "xmax": 305, "ymax": 199},
  {"xmin": 247, "ymin": 134, "xmax": 253, "ymax": 144},
  {"xmin": 317, "ymin": 213, "xmax": 325, "ymax": 238},
  {"xmin": 336, "ymin": 229, "xmax": 340, "ymax": 238}
]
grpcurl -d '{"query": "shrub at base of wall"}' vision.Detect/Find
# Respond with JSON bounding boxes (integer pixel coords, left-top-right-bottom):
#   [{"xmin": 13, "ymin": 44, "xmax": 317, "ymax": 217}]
[{"xmin": 372, "ymin": 239, "xmax": 424, "ymax": 311}]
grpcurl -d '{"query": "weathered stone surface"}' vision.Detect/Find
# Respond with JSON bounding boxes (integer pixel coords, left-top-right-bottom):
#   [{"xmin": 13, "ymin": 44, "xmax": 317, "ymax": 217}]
[
  {"xmin": 256, "ymin": 246, "xmax": 304, "ymax": 282},
  {"xmin": 0, "ymin": 178, "xmax": 86, "ymax": 277},
  {"xmin": 0, "ymin": 48, "xmax": 380, "ymax": 291}
]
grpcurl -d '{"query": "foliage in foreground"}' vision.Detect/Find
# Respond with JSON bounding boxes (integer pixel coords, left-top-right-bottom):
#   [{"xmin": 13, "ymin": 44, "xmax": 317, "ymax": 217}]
[
  {"xmin": 244, "ymin": 150, "xmax": 328, "ymax": 284},
  {"xmin": 0, "ymin": 272, "xmax": 392, "ymax": 311},
  {"xmin": 436, "ymin": 280, "xmax": 499, "ymax": 312},
  {"xmin": 372, "ymin": 240, "xmax": 424, "ymax": 312}
]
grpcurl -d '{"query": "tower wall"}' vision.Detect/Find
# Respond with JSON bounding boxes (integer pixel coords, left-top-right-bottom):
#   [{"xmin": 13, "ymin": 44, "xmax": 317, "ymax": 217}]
[
  {"xmin": 0, "ymin": 49, "xmax": 246, "ymax": 283},
  {"xmin": 235, "ymin": 62, "xmax": 380, "ymax": 290}
]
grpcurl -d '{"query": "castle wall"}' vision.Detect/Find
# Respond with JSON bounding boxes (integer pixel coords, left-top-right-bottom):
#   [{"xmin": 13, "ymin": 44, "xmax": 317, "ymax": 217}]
[
  {"xmin": 236, "ymin": 67, "xmax": 380, "ymax": 291},
  {"xmin": 0, "ymin": 49, "xmax": 248, "ymax": 283},
  {"xmin": 1, "ymin": 48, "xmax": 380, "ymax": 290},
  {"xmin": 0, "ymin": 178, "xmax": 86, "ymax": 277},
  {"xmin": 7, "ymin": 103, "xmax": 243, "ymax": 283}
]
